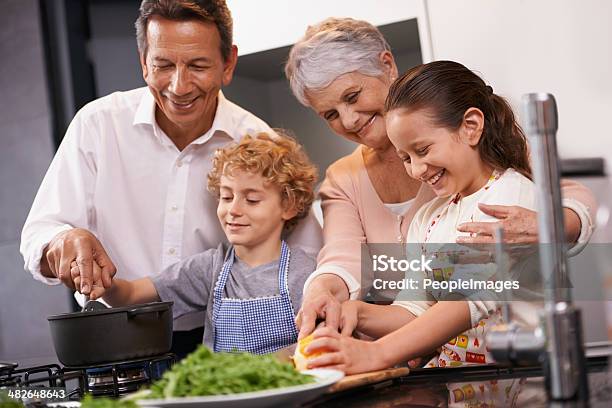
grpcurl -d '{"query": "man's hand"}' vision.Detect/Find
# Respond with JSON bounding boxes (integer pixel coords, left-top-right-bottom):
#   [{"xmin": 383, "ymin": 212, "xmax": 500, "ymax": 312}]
[
  {"xmin": 296, "ymin": 274, "xmax": 349, "ymax": 340},
  {"xmin": 71, "ymin": 260, "xmax": 108, "ymax": 300},
  {"xmin": 42, "ymin": 228, "xmax": 116, "ymax": 295}
]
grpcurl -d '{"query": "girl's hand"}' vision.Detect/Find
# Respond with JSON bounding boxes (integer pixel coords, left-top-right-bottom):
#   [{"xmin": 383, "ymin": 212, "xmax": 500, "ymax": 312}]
[
  {"xmin": 339, "ymin": 300, "xmax": 362, "ymax": 336},
  {"xmin": 304, "ymin": 327, "xmax": 390, "ymax": 374}
]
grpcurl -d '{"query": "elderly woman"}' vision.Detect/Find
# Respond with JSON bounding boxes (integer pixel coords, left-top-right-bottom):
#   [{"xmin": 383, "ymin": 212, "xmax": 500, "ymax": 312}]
[{"xmin": 284, "ymin": 17, "xmax": 597, "ymax": 339}]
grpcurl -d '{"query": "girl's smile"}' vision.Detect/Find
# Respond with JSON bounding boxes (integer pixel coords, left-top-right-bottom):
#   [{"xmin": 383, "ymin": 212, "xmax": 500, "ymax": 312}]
[
  {"xmin": 385, "ymin": 108, "xmax": 493, "ymax": 198},
  {"xmin": 424, "ymin": 168, "xmax": 445, "ymax": 186}
]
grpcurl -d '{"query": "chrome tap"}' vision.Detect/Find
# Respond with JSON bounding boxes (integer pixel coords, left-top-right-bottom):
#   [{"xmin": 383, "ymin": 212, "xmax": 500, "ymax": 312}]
[
  {"xmin": 527, "ymin": 93, "xmax": 588, "ymax": 400},
  {"xmin": 487, "ymin": 93, "xmax": 588, "ymax": 401}
]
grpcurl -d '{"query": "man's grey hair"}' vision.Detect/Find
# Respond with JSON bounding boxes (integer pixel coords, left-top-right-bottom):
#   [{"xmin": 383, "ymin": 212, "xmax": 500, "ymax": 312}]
[{"xmin": 285, "ymin": 18, "xmax": 391, "ymax": 107}]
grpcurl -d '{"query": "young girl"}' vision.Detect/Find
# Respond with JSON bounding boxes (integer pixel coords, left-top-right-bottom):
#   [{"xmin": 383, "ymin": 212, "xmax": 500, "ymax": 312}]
[{"xmin": 304, "ymin": 61, "xmax": 538, "ymax": 381}]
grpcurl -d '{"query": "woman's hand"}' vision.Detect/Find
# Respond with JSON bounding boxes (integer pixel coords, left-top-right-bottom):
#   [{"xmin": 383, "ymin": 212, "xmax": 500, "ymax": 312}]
[
  {"xmin": 296, "ymin": 274, "xmax": 349, "ymax": 340},
  {"xmin": 456, "ymin": 204, "xmax": 581, "ymax": 244},
  {"xmin": 456, "ymin": 204, "xmax": 538, "ymax": 244},
  {"xmin": 304, "ymin": 327, "xmax": 390, "ymax": 374}
]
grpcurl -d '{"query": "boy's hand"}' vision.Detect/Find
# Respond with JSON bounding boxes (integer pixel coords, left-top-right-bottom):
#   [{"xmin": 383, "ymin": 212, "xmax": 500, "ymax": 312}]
[
  {"xmin": 70, "ymin": 260, "xmax": 109, "ymax": 300},
  {"xmin": 339, "ymin": 300, "xmax": 361, "ymax": 336},
  {"xmin": 304, "ymin": 326, "xmax": 389, "ymax": 374}
]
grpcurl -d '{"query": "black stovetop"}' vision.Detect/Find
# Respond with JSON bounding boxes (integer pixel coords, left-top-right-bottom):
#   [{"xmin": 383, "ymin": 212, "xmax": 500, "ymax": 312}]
[{"xmin": 0, "ymin": 354, "xmax": 174, "ymax": 401}]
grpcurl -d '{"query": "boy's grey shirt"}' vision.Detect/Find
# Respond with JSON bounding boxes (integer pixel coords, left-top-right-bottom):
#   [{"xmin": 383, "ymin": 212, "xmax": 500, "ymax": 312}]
[{"xmin": 152, "ymin": 243, "xmax": 316, "ymax": 349}]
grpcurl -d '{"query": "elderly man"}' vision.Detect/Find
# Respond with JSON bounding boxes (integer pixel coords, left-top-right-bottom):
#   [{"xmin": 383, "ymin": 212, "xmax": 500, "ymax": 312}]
[{"xmin": 20, "ymin": 0, "xmax": 321, "ymax": 356}]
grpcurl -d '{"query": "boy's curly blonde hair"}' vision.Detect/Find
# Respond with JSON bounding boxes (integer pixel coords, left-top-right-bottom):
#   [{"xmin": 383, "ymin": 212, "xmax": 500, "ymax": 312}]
[{"xmin": 207, "ymin": 130, "xmax": 318, "ymax": 232}]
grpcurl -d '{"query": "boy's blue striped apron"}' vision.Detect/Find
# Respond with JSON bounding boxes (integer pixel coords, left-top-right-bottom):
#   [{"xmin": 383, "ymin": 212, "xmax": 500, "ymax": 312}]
[{"xmin": 212, "ymin": 241, "xmax": 298, "ymax": 354}]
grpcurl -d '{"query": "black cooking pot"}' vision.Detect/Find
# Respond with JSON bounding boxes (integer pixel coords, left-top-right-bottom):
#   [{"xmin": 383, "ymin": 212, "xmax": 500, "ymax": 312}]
[{"xmin": 48, "ymin": 301, "xmax": 173, "ymax": 367}]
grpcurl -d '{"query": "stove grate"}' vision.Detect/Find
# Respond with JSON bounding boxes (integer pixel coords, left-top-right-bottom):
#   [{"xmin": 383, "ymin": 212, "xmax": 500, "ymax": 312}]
[{"xmin": 0, "ymin": 354, "xmax": 174, "ymax": 400}]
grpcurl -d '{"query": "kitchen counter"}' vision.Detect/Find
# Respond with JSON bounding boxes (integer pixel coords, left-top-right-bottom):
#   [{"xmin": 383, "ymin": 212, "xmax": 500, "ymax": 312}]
[
  {"xmin": 305, "ymin": 353, "xmax": 611, "ymax": 407},
  {"xmin": 4, "ymin": 345, "xmax": 610, "ymax": 407}
]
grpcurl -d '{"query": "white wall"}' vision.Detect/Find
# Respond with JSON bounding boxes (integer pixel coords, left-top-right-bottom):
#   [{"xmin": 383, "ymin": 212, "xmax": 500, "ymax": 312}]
[
  {"xmin": 426, "ymin": 0, "xmax": 612, "ymax": 172},
  {"xmin": 227, "ymin": 0, "xmax": 433, "ymax": 61}
]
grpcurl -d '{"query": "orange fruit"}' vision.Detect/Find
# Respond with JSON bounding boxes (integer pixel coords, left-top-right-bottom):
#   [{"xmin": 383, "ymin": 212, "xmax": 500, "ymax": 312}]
[{"xmin": 293, "ymin": 334, "xmax": 327, "ymax": 370}]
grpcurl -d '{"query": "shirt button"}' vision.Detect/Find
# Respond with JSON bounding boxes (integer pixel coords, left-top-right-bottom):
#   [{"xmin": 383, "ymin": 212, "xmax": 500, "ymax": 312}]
[
  {"xmin": 170, "ymin": 205, "xmax": 178, "ymax": 212},
  {"xmin": 168, "ymin": 248, "xmax": 176, "ymax": 255},
  {"xmin": 176, "ymin": 161, "xmax": 183, "ymax": 167}
]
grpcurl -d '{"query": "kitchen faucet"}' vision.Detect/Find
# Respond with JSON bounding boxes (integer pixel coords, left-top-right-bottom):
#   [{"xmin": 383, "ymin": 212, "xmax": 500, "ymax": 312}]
[{"xmin": 487, "ymin": 93, "xmax": 589, "ymax": 401}]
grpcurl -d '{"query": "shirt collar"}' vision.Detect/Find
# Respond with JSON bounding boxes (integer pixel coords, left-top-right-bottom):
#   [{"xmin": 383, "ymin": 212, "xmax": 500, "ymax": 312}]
[
  {"xmin": 132, "ymin": 88, "xmax": 238, "ymax": 144},
  {"xmin": 192, "ymin": 90, "xmax": 238, "ymax": 145},
  {"xmin": 133, "ymin": 87, "xmax": 156, "ymax": 127}
]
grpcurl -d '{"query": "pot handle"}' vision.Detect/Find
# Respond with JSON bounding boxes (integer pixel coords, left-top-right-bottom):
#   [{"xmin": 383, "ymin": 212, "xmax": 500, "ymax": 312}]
[{"xmin": 127, "ymin": 303, "xmax": 169, "ymax": 318}]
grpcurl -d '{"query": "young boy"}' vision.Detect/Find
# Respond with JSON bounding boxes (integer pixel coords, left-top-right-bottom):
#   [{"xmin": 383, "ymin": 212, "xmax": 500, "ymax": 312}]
[{"xmin": 70, "ymin": 132, "xmax": 318, "ymax": 355}]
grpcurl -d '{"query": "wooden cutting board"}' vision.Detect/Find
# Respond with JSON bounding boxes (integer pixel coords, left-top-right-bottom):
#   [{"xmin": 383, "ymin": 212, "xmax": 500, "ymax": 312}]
[{"xmin": 327, "ymin": 367, "xmax": 410, "ymax": 393}]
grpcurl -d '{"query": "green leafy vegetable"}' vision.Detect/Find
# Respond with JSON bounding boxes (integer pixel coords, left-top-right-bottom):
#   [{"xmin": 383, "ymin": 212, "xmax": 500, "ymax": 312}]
[
  {"xmin": 147, "ymin": 346, "xmax": 314, "ymax": 397},
  {"xmin": 80, "ymin": 394, "xmax": 138, "ymax": 408},
  {"xmin": 0, "ymin": 391, "xmax": 24, "ymax": 408}
]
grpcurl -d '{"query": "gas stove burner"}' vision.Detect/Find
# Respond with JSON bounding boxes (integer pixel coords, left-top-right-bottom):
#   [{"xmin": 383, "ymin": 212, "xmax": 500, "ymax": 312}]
[
  {"xmin": 87, "ymin": 366, "xmax": 148, "ymax": 385},
  {"xmin": 86, "ymin": 365, "xmax": 150, "ymax": 396},
  {"xmin": 72, "ymin": 354, "xmax": 174, "ymax": 397}
]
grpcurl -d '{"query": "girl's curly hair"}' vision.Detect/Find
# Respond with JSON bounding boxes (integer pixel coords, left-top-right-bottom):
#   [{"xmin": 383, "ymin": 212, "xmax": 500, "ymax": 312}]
[{"xmin": 207, "ymin": 130, "xmax": 318, "ymax": 232}]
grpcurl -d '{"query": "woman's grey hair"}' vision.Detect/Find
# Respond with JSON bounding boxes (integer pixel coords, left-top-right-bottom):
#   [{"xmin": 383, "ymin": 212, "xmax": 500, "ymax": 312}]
[{"xmin": 285, "ymin": 18, "xmax": 391, "ymax": 107}]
